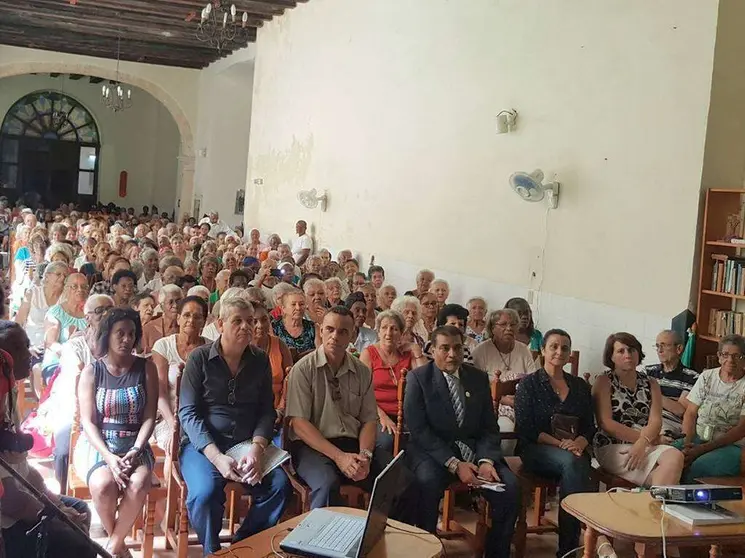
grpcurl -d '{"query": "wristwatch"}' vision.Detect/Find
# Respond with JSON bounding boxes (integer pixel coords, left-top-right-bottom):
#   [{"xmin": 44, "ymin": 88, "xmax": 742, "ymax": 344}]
[{"xmin": 360, "ymin": 449, "xmax": 373, "ymax": 461}]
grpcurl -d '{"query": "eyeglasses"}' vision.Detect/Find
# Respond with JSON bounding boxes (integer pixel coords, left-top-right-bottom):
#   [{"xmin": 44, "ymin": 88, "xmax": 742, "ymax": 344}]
[
  {"xmin": 227, "ymin": 377, "xmax": 237, "ymax": 405},
  {"xmin": 88, "ymin": 306, "xmax": 112, "ymax": 316},
  {"xmin": 495, "ymin": 322, "xmax": 517, "ymax": 329},
  {"xmin": 325, "ymin": 370, "xmax": 342, "ymax": 402},
  {"xmin": 718, "ymin": 352, "xmax": 745, "ymax": 361},
  {"xmin": 422, "ymin": 301, "xmax": 437, "ymax": 307}
]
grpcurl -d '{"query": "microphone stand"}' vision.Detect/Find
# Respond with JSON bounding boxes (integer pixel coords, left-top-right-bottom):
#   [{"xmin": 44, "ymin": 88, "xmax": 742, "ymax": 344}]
[{"xmin": 0, "ymin": 454, "xmax": 112, "ymax": 558}]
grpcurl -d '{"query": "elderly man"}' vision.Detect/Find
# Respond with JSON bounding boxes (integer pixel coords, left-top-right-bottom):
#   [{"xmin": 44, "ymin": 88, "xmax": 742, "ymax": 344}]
[
  {"xmin": 141, "ymin": 284, "xmax": 183, "ymax": 353},
  {"xmin": 405, "ymin": 325, "xmax": 519, "ymax": 558},
  {"xmin": 644, "ymin": 330, "xmax": 699, "ymax": 440},
  {"xmin": 179, "ymin": 298, "xmax": 290, "ymax": 555},
  {"xmin": 201, "ymin": 211, "xmax": 233, "ymax": 238},
  {"xmin": 291, "ymin": 220, "xmax": 312, "ymax": 266},
  {"xmin": 0, "ymin": 321, "xmax": 95, "ymax": 558},
  {"xmin": 285, "ymin": 307, "xmax": 401, "ymax": 510}
]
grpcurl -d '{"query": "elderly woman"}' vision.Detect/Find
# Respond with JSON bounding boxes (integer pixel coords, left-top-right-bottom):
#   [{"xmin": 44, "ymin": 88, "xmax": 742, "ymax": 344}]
[
  {"xmin": 151, "ymin": 296, "xmax": 209, "ymax": 451},
  {"xmin": 346, "ymin": 291, "xmax": 378, "ymax": 355},
  {"xmin": 360, "ymin": 310, "xmax": 426, "ymax": 452},
  {"xmin": 592, "ymin": 332, "xmax": 683, "ymax": 486},
  {"xmin": 413, "ymin": 292, "xmax": 438, "ymax": 342},
  {"xmin": 198, "ymin": 255, "xmax": 219, "ymax": 294},
  {"xmin": 505, "ymin": 297, "xmax": 543, "ymax": 351},
  {"xmin": 253, "ymin": 303, "xmax": 293, "ymax": 444},
  {"xmin": 515, "ymin": 329, "xmax": 595, "ymax": 558},
  {"xmin": 324, "ymin": 277, "xmax": 345, "ymax": 307},
  {"xmin": 351, "ymin": 272, "xmax": 367, "ymax": 293},
  {"xmin": 304, "ymin": 254, "xmax": 323, "ymax": 276},
  {"xmin": 49, "ymin": 294, "xmax": 114, "ymax": 489},
  {"xmin": 391, "ymin": 295, "xmax": 425, "ymax": 349},
  {"xmin": 138, "ymin": 248, "xmax": 160, "ymax": 291},
  {"xmin": 260, "ymin": 233, "xmax": 281, "ymax": 261},
  {"xmin": 272, "ymin": 289, "xmax": 318, "ymax": 359},
  {"xmin": 141, "ymin": 284, "xmax": 184, "ymax": 354},
  {"xmin": 303, "ymin": 277, "xmax": 327, "ymax": 325},
  {"xmin": 15, "ymin": 261, "xmax": 68, "ymax": 349},
  {"xmin": 74, "ymin": 308, "xmax": 158, "ymax": 558},
  {"xmin": 425, "ymin": 304, "xmax": 476, "ymax": 362},
  {"xmin": 472, "ymin": 308, "xmax": 538, "ymax": 441},
  {"xmin": 674, "ymin": 334, "xmax": 745, "ymax": 482},
  {"xmin": 170, "ymin": 233, "xmax": 189, "ymax": 262},
  {"xmin": 429, "ymin": 278, "xmax": 449, "ymax": 311},
  {"xmin": 208, "ymin": 269, "xmax": 231, "ymax": 306},
  {"xmin": 38, "ymin": 273, "xmax": 89, "ymax": 386},
  {"xmin": 318, "ymin": 248, "xmax": 332, "ymax": 267},
  {"xmin": 466, "ymin": 297, "xmax": 488, "ymax": 343},
  {"xmin": 377, "ymin": 284, "xmax": 397, "ymax": 311},
  {"xmin": 410, "ymin": 268, "xmax": 434, "ymax": 298},
  {"xmin": 130, "ymin": 292, "xmax": 156, "ymax": 328}
]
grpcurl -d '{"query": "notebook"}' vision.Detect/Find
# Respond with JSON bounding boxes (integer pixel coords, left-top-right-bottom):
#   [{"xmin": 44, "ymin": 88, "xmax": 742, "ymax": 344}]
[{"xmin": 224, "ymin": 442, "xmax": 290, "ymax": 479}]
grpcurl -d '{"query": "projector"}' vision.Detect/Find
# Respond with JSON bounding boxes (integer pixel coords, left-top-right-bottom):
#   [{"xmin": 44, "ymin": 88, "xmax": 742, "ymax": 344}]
[{"xmin": 650, "ymin": 484, "xmax": 743, "ymax": 504}]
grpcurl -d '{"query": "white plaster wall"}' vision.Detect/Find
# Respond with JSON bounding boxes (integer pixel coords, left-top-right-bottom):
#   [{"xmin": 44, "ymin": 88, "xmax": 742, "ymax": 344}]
[
  {"xmin": 247, "ymin": 0, "xmax": 720, "ymax": 371},
  {"xmin": 194, "ymin": 52, "xmax": 254, "ymax": 225},
  {"xmin": 0, "ymin": 74, "xmax": 180, "ymax": 210}
]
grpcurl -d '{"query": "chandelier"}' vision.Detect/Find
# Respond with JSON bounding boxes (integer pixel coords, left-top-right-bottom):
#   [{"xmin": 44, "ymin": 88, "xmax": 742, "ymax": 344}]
[
  {"xmin": 101, "ymin": 35, "xmax": 132, "ymax": 113},
  {"xmin": 196, "ymin": 2, "xmax": 250, "ymax": 51}
]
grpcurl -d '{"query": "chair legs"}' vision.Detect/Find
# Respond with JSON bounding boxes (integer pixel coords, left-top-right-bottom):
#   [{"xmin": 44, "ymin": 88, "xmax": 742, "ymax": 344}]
[{"xmin": 142, "ymin": 495, "xmax": 157, "ymax": 558}]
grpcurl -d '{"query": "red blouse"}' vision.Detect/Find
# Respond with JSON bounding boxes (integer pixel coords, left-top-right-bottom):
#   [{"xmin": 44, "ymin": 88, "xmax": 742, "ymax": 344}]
[{"xmin": 368, "ymin": 345, "xmax": 413, "ymax": 417}]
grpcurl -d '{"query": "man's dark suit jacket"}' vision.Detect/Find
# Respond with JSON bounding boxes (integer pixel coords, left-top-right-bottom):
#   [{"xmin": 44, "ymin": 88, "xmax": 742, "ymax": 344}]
[{"xmin": 404, "ymin": 361, "xmax": 502, "ymax": 469}]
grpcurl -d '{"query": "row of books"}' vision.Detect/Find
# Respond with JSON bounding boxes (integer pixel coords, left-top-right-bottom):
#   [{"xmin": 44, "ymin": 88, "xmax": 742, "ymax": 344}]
[
  {"xmin": 708, "ymin": 309, "xmax": 745, "ymax": 337},
  {"xmin": 710, "ymin": 254, "xmax": 745, "ymax": 295}
]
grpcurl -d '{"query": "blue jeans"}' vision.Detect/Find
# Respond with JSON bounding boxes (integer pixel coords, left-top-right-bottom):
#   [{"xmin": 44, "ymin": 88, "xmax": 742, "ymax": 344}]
[
  {"xmin": 519, "ymin": 443, "xmax": 593, "ymax": 558},
  {"xmin": 180, "ymin": 442, "xmax": 291, "ymax": 556},
  {"xmin": 3, "ymin": 496, "xmax": 93, "ymax": 558},
  {"xmin": 672, "ymin": 436, "xmax": 742, "ymax": 483}
]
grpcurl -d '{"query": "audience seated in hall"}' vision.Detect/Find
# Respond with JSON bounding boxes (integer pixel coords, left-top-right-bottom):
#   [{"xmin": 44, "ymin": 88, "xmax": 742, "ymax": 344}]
[{"xmin": 4, "ymin": 198, "xmax": 745, "ymax": 558}]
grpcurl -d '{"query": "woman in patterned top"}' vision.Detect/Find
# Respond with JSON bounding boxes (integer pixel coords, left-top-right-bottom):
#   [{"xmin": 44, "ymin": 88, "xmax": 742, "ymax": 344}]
[
  {"xmin": 272, "ymin": 290, "xmax": 318, "ymax": 360},
  {"xmin": 592, "ymin": 332, "xmax": 684, "ymax": 486},
  {"xmin": 73, "ymin": 308, "xmax": 158, "ymax": 558},
  {"xmin": 676, "ymin": 334, "xmax": 745, "ymax": 482}
]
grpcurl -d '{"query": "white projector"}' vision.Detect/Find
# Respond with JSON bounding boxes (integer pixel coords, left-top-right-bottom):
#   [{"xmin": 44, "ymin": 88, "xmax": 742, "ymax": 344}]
[{"xmin": 650, "ymin": 484, "xmax": 743, "ymax": 504}]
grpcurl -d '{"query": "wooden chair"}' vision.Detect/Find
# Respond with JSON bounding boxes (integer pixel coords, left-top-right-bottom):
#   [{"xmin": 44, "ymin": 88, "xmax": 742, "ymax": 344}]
[
  {"xmin": 162, "ymin": 365, "xmax": 248, "ymax": 557},
  {"xmin": 67, "ymin": 371, "xmax": 163, "ymax": 558},
  {"xmin": 393, "ymin": 368, "xmax": 408, "ymax": 455}
]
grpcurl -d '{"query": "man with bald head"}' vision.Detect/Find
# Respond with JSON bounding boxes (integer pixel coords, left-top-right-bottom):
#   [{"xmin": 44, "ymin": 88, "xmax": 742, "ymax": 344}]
[{"xmin": 291, "ymin": 220, "xmax": 312, "ymax": 266}]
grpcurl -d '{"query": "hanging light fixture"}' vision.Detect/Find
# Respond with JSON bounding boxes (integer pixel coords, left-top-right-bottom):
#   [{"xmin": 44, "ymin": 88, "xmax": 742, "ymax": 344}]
[
  {"xmin": 101, "ymin": 35, "xmax": 132, "ymax": 113},
  {"xmin": 195, "ymin": 2, "xmax": 250, "ymax": 51}
]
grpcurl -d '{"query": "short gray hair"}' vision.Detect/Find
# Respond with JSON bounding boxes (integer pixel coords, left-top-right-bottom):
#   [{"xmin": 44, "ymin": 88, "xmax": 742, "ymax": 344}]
[
  {"xmin": 84, "ymin": 294, "xmax": 114, "ymax": 313},
  {"xmin": 375, "ymin": 309, "xmax": 405, "ymax": 332},
  {"xmin": 141, "ymin": 248, "xmax": 158, "ymax": 262},
  {"xmin": 159, "ymin": 255, "xmax": 184, "ymax": 271},
  {"xmin": 42, "ymin": 261, "xmax": 70, "ymax": 282},
  {"xmin": 467, "ymin": 296, "xmax": 487, "ymax": 309},
  {"xmin": 429, "ymin": 278, "xmax": 449, "ymax": 290},
  {"xmin": 303, "ymin": 277, "xmax": 325, "ymax": 294},
  {"xmin": 272, "ymin": 282, "xmax": 298, "ymax": 306},
  {"xmin": 219, "ymin": 297, "xmax": 254, "ymax": 320},
  {"xmin": 483, "ymin": 308, "xmax": 519, "ymax": 341},
  {"xmin": 220, "ymin": 287, "xmax": 246, "ymax": 302},
  {"xmin": 391, "ymin": 295, "xmax": 421, "ymax": 320},
  {"xmin": 416, "ymin": 268, "xmax": 434, "ymax": 282},
  {"xmin": 161, "ymin": 284, "xmax": 184, "ymax": 299},
  {"xmin": 658, "ymin": 329, "xmax": 683, "ymax": 346},
  {"xmin": 187, "ymin": 285, "xmax": 211, "ymax": 300},
  {"xmin": 719, "ymin": 334, "xmax": 745, "ymax": 355},
  {"xmin": 324, "ymin": 276, "xmax": 343, "ymax": 290}
]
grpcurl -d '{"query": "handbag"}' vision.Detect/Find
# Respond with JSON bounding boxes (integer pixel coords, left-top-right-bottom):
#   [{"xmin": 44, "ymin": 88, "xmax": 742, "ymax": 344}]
[{"xmin": 551, "ymin": 413, "xmax": 579, "ymax": 440}]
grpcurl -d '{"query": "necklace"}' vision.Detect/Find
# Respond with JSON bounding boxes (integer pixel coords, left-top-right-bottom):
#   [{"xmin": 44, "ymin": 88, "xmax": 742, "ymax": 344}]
[{"xmin": 495, "ymin": 345, "xmax": 512, "ymax": 371}]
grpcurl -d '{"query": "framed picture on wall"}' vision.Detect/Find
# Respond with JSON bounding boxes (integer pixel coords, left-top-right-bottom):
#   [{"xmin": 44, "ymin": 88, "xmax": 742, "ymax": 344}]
[{"xmin": 234, "ymin": 189, "xmax": 245, "ymax": 215}]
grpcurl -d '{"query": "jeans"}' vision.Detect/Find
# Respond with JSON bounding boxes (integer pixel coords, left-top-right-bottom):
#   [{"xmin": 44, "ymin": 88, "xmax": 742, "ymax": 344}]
[
  {"xmin": 180, "ymin": 442, "xmax": 291, "ymax": 556},
  {"xmin": 673, "ymin": 436, "xmax": 742, "ymax": 483},
  {"xmin": 409, "ymin": 454, "xmax": 519, "ymax": 558},
  {"xmin": 3, "ymin": 496, "xmax": 94, "ymax": 558},
  {"xmin": 519, "ymin": 443, "xmax": 593, "ymax": 558},
  {"xmin": 54, "ymin": 422, "xmax": 72, "ymax": 491}
]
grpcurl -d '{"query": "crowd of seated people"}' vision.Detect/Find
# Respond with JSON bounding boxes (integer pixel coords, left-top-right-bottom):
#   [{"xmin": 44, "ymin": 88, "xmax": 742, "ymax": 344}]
[{"xmin": 1, "ymin": 200, "xmax": 745, "ymax": 558}]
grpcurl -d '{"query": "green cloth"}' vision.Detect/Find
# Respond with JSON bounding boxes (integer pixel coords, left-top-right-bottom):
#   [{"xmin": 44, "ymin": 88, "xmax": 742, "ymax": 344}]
[
  {"xmin": 681, "ymin": 328, "xmax": 695, "ymax": 368},
  {"xmin": 209, "ymin": 291, "xmax": 219, "ymax": 305},
  {"xmin": 672, "ymin": 436, "xmax": 741, "ymax": 483},
  {"xmin": 528, "ymin": 329, "xmax": 543, "ymax": 352}
]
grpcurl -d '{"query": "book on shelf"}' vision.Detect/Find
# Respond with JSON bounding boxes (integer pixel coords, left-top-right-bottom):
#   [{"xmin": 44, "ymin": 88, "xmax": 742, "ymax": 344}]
[
  {"xmin": 708, "ymin": 309, "xmax": 745, "ymax": 337},
  {"xmin": 710, "ymin": 254, "xmax": 745, "ymax": 295}
]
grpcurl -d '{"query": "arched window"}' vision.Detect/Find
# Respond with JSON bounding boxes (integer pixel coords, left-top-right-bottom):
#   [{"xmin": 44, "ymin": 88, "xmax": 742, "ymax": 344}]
[{"xmin": 0, "ymin": 91, "xmax": 100, "ymax": 206}]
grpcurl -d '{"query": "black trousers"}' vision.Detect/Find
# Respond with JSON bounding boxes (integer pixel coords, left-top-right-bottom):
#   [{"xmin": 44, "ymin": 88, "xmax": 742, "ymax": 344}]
[
  {"xmin": 291, "ymin": 437, "xmax": 417, "ymax": 525},
  {"xmin": 409, "ymin": 453, "xmax": 520, "ymax": 558}
]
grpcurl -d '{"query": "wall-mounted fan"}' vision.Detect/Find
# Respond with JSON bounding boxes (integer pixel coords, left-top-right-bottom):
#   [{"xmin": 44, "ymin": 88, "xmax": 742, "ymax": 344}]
[
  {"xmin": 297, "ymin": 189, "xmax": 327, "ymax": 212},
  {"xmin": 509, "ymin": 169, "xmax": 560, "ymax": 209}
]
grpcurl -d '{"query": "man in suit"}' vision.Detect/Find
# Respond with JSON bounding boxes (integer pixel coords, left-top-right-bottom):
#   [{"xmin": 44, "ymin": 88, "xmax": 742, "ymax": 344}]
[{"xmin": 405, "ymin": 325, "xmax": 519, "ymax": 558}]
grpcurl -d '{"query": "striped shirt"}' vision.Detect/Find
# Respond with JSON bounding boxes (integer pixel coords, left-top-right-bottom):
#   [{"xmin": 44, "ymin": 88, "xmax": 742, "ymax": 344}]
[{"xmin": 644, "ymin": 362, "xmax": 699, "ymax": 434}]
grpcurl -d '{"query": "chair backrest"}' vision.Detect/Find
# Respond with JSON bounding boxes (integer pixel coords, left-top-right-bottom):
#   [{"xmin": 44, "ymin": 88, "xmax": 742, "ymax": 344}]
[
  {"xmin": 394, "ymin": 369, "xmax": 408, "ymax": 455},
  {"xmin": 168, "ymin": 364, "xmax": 185, "ymax": 455},
  {"xmin": 490, "ymin": 370, "xmax": 518, "ymax": 440}
]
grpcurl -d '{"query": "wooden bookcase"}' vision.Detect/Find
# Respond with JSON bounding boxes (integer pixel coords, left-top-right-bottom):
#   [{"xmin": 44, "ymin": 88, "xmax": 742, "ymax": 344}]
[{"xmin": 695, "ymin": 189, "xmax": 745, "ymax": 369}]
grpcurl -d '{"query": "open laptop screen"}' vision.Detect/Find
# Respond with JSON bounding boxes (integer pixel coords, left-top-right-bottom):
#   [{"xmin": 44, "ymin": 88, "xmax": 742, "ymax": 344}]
[{"xmin": 354, "ymin": 451, "xmax": 407, "ymax": 558}]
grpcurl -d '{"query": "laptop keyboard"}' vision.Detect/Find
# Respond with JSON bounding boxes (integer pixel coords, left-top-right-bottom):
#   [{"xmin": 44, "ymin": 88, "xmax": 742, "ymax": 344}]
[{"xmin": 308, "ymin": 516, "xmax": 363, "ymax": 552}]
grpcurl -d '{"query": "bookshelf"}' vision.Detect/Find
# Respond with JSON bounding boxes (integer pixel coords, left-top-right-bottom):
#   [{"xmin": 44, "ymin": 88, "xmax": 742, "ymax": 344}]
[{"xmin": 695, "ymin": 189, "xmax": 745, "ymax": 369}]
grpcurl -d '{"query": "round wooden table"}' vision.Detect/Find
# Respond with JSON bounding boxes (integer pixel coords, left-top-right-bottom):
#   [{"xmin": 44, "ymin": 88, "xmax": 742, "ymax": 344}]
[{"xmin": 210, "ymin": 506, "xmax": 443, "ymax": 557}]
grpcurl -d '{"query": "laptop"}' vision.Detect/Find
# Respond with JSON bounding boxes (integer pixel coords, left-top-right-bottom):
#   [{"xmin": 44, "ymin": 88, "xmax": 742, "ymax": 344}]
[{"xmin": 280, "ymin": 451, "xmax": 406, "ymax": 558}]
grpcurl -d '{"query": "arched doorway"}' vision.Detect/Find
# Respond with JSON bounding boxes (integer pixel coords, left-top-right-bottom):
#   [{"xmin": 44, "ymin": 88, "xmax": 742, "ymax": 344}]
[{"xmin": 0, "ymin": 90, "xmax": 100, "ymax": 208}]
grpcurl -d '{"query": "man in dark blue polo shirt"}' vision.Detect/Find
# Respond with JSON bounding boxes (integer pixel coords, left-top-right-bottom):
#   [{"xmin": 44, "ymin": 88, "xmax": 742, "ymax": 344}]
[
  {"xmin": 179, "ymin": 298, "xmax": 291, "ymax": 555},
  {"xmin": 644, "ymin": 329, "xmax": 699, "ymax": 440}
]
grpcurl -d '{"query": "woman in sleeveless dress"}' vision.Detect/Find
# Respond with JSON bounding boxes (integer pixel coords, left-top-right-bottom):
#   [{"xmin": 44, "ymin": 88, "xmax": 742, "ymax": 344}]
[
  {"xmin": 360, "ymin": 310, "xmax": 427, "ymax": 453},
  {"xmin": 592, "ymin": 332, "xmax": 684, "ymax": 486},
  {"xmin": 151, "ymin": 295, "xmax": 209, "ymax": 451},
  {"xmin": 73, "ymin": 308, "xmax": 158, "ymax": 558}
]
